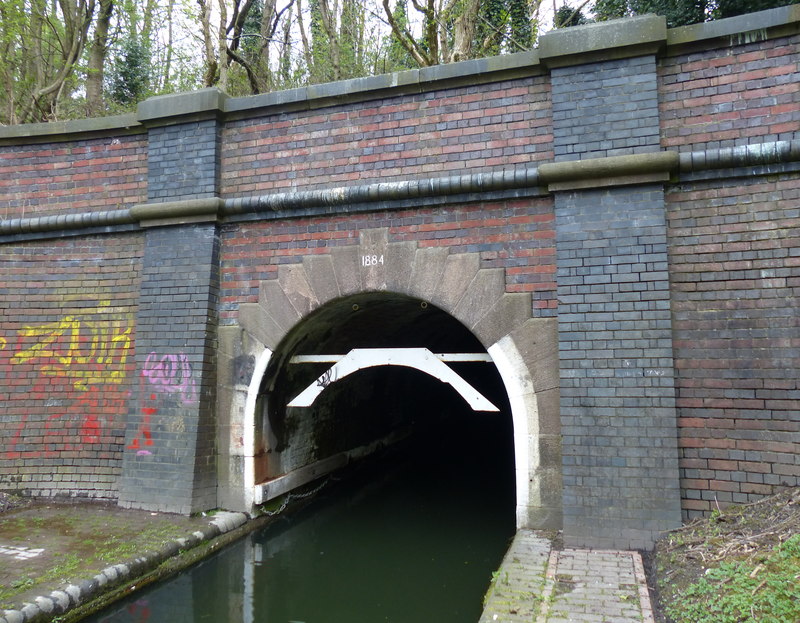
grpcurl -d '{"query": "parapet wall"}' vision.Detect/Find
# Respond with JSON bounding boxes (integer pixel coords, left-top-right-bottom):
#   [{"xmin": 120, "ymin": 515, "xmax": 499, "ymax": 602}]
[{"xmin": 0, "ymin": 7, "xmax": 798, "ymax": 547}]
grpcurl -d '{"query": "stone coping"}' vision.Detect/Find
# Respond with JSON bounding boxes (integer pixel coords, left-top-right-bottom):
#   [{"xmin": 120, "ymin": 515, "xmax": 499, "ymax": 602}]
[
  {"xmin": 0, "ymin": 7, "xmax": 797, "ymax": 143},
  {"xmin": 538, "ymin": 14, "xmax": 667, "ymax": 68}
]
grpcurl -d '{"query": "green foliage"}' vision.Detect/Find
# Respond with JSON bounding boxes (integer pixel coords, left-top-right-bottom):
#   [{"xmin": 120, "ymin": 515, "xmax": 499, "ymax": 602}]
[
  {"xmin": 339, "ymin": 0, "xmax": 365, "ymax": 78},
  {"xmin": 508, "ymin": 0, "xmax": 534, "ymax": 51},
  {"xmin": 594, "ymin": 0, "xmax": 798, "ymax": 27},
  {"xmin": 308, "ymin": 0, "xmax": 334, "ymax": 83},
  {"xmin": 472, "ymin": 0, "xmax": 536, "ymax": 56},
  {"xmin": 555, "ymin": 3, "xmax": 590, "ymax": 27},
  {"xmin": 666, "ymin": 534, "xmax": 800, "ymax": 623},
  {"xmin": 1, "ymin": 0, "xmax": 797, "ymax": 124},
  {"xmin": 477, "ymin": 0, "xmax": 506, "ymax": 56},
  {"xmin": 714, "ymin": 0, "xmax": 800, "ymax": 19},
  {"xmin": 10, "ymin": 577, "xmax": 34, "ymax": 590},
  {"xmin": 594, "ymin": 0, "xmax": 705, "ymax": 26},
  {"xmin": 241, "ymin": 0, "xmax": 266, "ymax": 58},
  {"xmin": 108, "ymin": 37, "xmax": 151, "ymax": 106}
]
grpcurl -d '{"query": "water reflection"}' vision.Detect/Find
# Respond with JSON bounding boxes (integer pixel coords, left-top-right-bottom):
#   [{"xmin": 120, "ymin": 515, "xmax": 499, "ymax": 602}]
[{"xmin": 88, "ymin": 414, "xmax": 515, "ymax": 622}]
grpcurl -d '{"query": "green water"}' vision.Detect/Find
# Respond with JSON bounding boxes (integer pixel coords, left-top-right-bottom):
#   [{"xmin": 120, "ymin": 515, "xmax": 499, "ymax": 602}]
[{"xmin": 87, "ymin": 415, "xmax": 515, "ymax": 622}]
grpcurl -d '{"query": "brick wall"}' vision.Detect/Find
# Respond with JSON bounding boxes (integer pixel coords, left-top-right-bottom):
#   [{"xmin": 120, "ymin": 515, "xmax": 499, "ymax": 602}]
[
  {"xmin": 556, "ymin": 185, "xmax": 681, "ymax": 548},
  {"xmin": 660, "ymin": 33, "xmax": 800, "ymax": 151},
  {"xmin": 553, "ymin": 56, "xmax": 660, "ymax": 161},
  {"xmin": 148, "ymin": 121, "xmax": 220, "ymax": 201},
  {"xmin": 118, "ymin": 112, "xmax": 224, "ymax": 514},
  {"xmin": 119, "ymin": 224, "xmax": 220, "ymax": 514},
  {"xmin": 0, "ymin": 11, "xmax": 798, "ymax": 527},
  {"xmin": 0, "ymin": 134, "xmax": 147, "ymax": 219},
  {"xmin": 220, "ymin": 77, "xmax": 552, "ymax": 196},
  {"xmin": 667, "ymin": 174, "xmax": 800, "ymax": 519},
  {"xmin": 219, "ymin": 198, "xmax": 557, "ymax": 323},
  {"xmin": 550, "ymin": 52, "xmax": 681, "ymax": 548},
  {"xmin": 0, "ymin": 234, "xmax": 143, "ymax": 500}
]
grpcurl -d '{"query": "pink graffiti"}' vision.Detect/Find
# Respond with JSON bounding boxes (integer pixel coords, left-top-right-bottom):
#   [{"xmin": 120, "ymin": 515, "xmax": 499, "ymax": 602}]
[{"xmin": 142, "ymin": 352, "xmax": 198, "ymax": 405}]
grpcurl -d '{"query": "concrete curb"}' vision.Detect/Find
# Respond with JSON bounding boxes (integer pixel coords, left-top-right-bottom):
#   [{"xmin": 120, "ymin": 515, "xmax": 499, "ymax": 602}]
[{"xmin": 0, "ymin": 512, "xmax": 248, "ymax": 623}]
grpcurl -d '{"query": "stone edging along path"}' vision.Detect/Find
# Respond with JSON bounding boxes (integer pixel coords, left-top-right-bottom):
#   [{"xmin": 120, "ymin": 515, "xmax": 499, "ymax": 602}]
[
  {"xmin": 479, "ymin": 530, "xmax": 655, "ymax": 623},
  {"xmin": 0, "ymin": 512, "xmax": 248, "ymax": 623}
]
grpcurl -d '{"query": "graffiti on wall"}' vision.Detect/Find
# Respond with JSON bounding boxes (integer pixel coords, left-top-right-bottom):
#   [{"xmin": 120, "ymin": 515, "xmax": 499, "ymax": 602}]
[
  {"xmin": 3, "ymin": 299, "xmax": 203, "ymax": 459},
  {"xmin": 2, "ymin": 300, "xmax": 134, "ymax": 460},
  {"xmin": 142, "ymin": 352, "xmax": 198, "ymax": 405},
  {"xmin": 127, "ymin": 352, "xmax": 200, "ymax": 455},
  {"xmin": 10, "ymin": 313, "xmax": 131, "ymax": 390},
  {"xmin": 6, "ymin": 386, "xmax": 130, "ymax": 459},
  {"xmin": 128, "ymin": 390, "xmax": 157, "ymax": 456}
]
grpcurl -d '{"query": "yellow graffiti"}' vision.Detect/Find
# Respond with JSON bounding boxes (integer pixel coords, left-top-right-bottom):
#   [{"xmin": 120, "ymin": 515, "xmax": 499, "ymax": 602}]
[
  {"xmin": 0, "ymin": 336, "xmax": 6, "ymax": 350},
  {"xmin": 11, "ymin": 311, "xmax": 132, "ymax": 391}
]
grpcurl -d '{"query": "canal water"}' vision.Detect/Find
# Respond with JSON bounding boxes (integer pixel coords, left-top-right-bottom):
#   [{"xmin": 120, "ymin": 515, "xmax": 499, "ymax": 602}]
[{"xmin": 86, "ymin": 410, "xmax": 516, "ymax": 623}]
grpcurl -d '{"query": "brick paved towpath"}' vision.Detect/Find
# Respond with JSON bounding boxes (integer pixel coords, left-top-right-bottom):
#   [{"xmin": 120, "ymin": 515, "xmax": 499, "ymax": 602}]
[{"xmin": 480, "ymin": 530, "xmax": 655, "ymax": 623}]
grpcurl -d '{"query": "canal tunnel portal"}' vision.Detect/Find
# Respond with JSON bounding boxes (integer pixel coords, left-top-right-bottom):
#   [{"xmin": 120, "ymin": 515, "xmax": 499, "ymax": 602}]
[
  {"xmin": 222, "ymin": 237, "xmax": 563, "ymax": 532},
  {"xmin": 5, "ymin": 11, "xmax": 799, "ymax": 551}
]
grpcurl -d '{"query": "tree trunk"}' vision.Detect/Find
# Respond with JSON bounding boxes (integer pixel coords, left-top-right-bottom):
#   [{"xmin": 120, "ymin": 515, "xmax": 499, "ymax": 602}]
[
  {"xmin": 86, "ymin": 0, "xmax": 113, "ymax": 117},
  {"xmin": 198, "ymin": 0, "xmax": 217, "ymax": 86},
  {"xmin": 217, "ymin": 0, "xmax": 229, "ymax": 91},
  {"xmin": 449, "ymin": 0, "xmax": 480, "ymax": 61}
]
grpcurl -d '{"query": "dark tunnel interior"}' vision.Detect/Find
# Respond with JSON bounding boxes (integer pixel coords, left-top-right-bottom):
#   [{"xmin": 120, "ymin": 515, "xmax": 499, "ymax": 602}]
[{"xmin": 255, "ymin": 292, "xmax": 515, "ymax": 496}]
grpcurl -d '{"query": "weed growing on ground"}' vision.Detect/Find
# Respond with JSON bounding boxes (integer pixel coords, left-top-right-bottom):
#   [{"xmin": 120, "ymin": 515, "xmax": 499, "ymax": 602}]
[
  {"xmin": 98, "ymin": 526, "xmax": 186, "ymax": 562},
  {"xmin": 0, "ymin": 577, "xmax": 34, "ymax": 605},
  {"xmin": 655, "ymin": 488, "xmax": 800, "ymax": 623},
  {"xmin": 665, "ymin": 534, "xmax": 800, "ymax": 623}
]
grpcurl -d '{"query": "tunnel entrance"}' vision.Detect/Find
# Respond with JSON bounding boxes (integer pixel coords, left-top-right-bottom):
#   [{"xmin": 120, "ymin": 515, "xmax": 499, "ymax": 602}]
[{"xmin": 250, "ymin": 292, "xmax": 515, "ymax": 516}]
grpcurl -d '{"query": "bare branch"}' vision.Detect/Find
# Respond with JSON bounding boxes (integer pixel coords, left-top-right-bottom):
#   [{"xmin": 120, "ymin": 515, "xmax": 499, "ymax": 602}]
[{"xmin": 381, "ymin": 0, "xmax": 431, "ymax": 66}]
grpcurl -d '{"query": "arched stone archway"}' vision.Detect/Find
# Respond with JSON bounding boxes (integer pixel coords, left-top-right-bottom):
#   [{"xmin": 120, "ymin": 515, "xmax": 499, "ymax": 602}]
[{"xmin": 217, "ymin": 228, "xmax": 561, "ymax": 530}]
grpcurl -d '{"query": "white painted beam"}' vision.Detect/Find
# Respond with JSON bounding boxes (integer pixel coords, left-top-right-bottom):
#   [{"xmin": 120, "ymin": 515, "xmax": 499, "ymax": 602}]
[
  {"xmin": 290, "ymin": 352, "xmax": 493, "ymax": 363},
  {"xmin": 287, "ymin": 347, "xmax": 499, "ymax": 412}
]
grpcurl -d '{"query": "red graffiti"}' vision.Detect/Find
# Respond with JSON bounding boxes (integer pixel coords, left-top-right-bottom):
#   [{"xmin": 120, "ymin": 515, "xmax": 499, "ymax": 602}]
[
  {"xmin": 3, "ymin": 386, "xmax": 126, "ymax": 460},
  {"xmin": 4, "ymin": 417, "xmax": 29, "ymax": 460},
  {"xmin": 81, "ymin": 415, "xmax": 102, "ymax": 445},
  {"xmin": 128, "ymin": 394, "xmax": 156, "ymax": 455},
  {"xmin": 142, "ymin": 352, "xmax": 198, "ymax": 404}
]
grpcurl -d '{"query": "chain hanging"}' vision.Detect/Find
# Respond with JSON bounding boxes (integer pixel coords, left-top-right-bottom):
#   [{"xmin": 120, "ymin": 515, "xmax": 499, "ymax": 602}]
[{"xmin": 261, "ymin": 476, "xmax": 332, "ymax": 517}]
